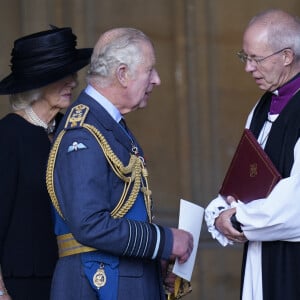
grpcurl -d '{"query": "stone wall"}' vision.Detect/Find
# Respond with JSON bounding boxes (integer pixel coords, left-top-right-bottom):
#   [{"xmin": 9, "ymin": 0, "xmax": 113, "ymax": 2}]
[{"xmin": 0, "ymin": 1, "xmax": 299, "ymax": 299}]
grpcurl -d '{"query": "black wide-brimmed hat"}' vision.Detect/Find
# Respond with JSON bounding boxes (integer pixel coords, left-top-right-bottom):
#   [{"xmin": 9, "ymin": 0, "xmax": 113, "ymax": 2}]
[{"xmin": 0, "ymin": 26, "xmax": 92, "ymax": 94}]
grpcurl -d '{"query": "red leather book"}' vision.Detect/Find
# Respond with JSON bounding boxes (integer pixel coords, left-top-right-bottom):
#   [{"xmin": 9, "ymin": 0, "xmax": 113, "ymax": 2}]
[{"xmin": 219, "ymin": 129, "xmax": 282, "ymax": 203}]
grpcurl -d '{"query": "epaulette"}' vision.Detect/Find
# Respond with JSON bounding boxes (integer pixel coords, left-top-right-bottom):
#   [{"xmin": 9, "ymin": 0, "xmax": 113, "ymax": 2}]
[{"xmin": 64, "ymin": 104, "xmax": 90, "ymax": 130}]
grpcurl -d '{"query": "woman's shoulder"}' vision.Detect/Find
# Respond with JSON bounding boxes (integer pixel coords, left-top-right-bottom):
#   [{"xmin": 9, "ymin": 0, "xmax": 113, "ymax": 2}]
[
  {"xmin": 0, "ymin": 112, "xmax": 22, "ymax": 127},
  {"xmin": 0, "ymin": 113, "xmax": 30, "ymax": 138}
]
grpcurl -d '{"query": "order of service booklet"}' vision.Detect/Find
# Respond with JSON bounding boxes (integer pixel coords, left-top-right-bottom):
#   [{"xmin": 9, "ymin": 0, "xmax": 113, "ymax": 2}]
[
  {"xmin": 219, "ymin": 129, "xmax": 282, "ymax": 203},
  {"xmin": 172, "ymin": 199, "xmax": 204, "ymax": 281}
]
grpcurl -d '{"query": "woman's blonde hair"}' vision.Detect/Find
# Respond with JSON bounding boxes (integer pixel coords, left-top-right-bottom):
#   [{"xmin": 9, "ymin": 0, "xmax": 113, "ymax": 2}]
[{"xmin": 9, "ymin": 88, "xmax": 42, "ymax": 111}]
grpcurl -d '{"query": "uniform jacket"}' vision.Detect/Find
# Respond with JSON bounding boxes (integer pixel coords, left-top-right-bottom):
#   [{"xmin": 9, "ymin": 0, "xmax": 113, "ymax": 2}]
[{"xmin": 50, "ymin": 91, "xmax": 173, "ymax": 299}]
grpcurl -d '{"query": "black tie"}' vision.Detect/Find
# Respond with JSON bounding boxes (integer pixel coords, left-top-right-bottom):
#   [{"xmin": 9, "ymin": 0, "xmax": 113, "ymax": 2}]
[
  {"xmin": 119, "ymin": 118, "xmax": 139, "ymax": 155},
  {"xmin": 119, "ymin": 118, "xmax": 128, "ymax": 132}
]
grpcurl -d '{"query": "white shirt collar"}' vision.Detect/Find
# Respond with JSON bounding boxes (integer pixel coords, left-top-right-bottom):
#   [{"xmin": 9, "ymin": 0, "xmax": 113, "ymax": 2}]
[{"xmin": 85, "ymin": 85, "xmax": 123, "ymax": 123}]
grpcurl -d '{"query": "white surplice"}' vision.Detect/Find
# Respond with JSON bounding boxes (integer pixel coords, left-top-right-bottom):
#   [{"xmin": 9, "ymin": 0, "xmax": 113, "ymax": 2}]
[{"xmin": 205, "ymin": 109, "xmax": 300, "ymax": 300}]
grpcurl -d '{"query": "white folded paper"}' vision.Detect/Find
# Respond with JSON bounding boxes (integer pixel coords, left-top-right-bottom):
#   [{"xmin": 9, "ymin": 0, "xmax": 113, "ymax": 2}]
[{"xmin": 172, "ymin": 199, "xmax": 204, "ymax": 281}]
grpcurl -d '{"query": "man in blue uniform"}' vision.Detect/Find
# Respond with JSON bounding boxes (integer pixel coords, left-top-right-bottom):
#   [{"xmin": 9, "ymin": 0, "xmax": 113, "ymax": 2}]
[{"xmin": 47, "ymin": 27, "xmax": 193, "ymax": 300}]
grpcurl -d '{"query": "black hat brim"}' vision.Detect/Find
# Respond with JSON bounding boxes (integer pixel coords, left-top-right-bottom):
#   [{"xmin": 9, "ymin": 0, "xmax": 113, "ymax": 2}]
[{"xmin": 0, "ymin": 48, "xmax": 92, "ymax": 95}]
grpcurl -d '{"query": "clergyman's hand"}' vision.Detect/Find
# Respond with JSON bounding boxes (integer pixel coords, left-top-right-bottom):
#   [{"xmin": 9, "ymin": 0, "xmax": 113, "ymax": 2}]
[
  {"xmin": 215, "ymin": 208, "xmax": 247, "ymax": 243},
  {"xmin": 225, "ymin": 195, "xmax": 237, "ymax": 205}
]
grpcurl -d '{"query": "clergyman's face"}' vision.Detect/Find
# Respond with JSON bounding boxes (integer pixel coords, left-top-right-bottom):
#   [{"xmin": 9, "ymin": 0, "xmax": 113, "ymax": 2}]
[{"xmin": 242, "ymin": 25, "xmax": 288, "ymax": 92}]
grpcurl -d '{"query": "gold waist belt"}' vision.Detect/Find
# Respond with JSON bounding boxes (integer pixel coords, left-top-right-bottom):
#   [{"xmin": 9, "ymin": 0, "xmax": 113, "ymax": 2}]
[{"xmin": 57, "ymin": 233, "xmax": 96, "ymax": 257}]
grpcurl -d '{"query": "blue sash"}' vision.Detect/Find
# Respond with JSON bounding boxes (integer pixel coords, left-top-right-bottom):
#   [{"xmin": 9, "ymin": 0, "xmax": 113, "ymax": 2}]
[
  {"xmin": 81, "ymin": 251, "xmax": 119, "ymax": 300},
  {"xmin": 81, "ymin": 193, "xmax": 147, "ymax": 299}
]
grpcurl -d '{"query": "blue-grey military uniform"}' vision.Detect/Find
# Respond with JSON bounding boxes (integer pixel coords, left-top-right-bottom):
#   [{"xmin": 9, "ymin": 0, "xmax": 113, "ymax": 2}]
[{"xmin": 47, "ymin": 90, "xmax": 173, "ymax": 300}]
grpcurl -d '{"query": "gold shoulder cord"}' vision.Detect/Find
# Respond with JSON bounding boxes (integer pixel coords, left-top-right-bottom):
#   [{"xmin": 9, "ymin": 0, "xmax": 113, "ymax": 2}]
[{"xmin": 46, "ymin": 114, "xmax": 152, "ymax": 222}]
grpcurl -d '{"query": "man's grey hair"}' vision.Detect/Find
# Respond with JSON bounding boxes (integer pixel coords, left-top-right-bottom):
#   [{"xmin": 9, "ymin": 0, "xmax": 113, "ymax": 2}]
[
  {"xmin": 249, "ymin": 9, "xmax": 300, "ymax": 58},
  {"xmin": 87, "ymin": 28, "xmax": 152, "ymax": 86}
]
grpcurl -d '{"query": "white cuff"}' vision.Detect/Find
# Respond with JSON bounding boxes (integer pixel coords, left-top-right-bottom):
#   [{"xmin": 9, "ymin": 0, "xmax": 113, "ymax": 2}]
[{"xmin": 205, "ymin": 196, "xmax": 233, "ymax": 247}]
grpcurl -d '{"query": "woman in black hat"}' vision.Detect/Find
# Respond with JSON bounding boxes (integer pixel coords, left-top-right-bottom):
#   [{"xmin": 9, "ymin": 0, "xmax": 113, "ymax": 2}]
[{"xmin": 0, "ymin": 26, "xmax": 92, "ymax": 300}]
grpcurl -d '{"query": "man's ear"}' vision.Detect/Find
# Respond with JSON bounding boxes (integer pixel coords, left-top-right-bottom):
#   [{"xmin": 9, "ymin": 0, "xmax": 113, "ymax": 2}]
[
  {"xmin": 116, "ymin": 64, "xmax": 129, "ymax": 87},
  {"xmin": 283, "ymin": 48, "xmax": 295, "ymax": 66}
]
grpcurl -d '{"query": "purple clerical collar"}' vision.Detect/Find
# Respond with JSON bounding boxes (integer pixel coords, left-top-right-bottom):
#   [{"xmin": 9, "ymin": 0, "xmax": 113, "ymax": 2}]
[{"xmin": 270, "ymin": 73, "xmax": 300, "ymax": 114}]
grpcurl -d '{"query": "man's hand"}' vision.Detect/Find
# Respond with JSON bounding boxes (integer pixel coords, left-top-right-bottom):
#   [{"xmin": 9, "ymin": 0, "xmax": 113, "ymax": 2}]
[
  {"xmin": 215, "ymin": 208, "xmax": 247, "ymax": 243},
  {"xmin": 170, "ymin": 228, "xmax": 193, "ymax": 264},
  {"xmin": 161, "ymin": 260, "xmax": 177, "ymax": 294},
  {"xmin": 225, "ymin": 195, "xmax": 237, "ymax": 205}
]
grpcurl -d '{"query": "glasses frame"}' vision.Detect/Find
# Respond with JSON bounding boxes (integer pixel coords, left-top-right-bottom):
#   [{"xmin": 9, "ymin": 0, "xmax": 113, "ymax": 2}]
[{"xmin": 237, "ymin": 47, "xmax": 291, "ymax": 65}]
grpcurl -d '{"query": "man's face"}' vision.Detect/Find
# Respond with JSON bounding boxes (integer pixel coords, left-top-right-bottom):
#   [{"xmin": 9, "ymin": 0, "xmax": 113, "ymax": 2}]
[
  {"xmin": 125, "ymin": 41, "xmax": 161, "ymax": 111},
  {"xmin": 241, "ymin": 25, "xmax": 289, "ymax": 92}
]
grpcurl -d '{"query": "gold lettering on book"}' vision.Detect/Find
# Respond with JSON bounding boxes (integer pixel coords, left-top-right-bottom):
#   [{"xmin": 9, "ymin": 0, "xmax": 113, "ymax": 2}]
[{"xmin": 249, "ymin": 163, "xmax": 258, "ymax": 177}]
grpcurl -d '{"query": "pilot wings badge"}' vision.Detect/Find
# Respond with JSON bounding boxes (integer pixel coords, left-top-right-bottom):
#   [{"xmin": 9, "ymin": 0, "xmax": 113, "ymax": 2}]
[{"xmin": 67, "ymin": 141, "xmax": 87, "ymax": 152}]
